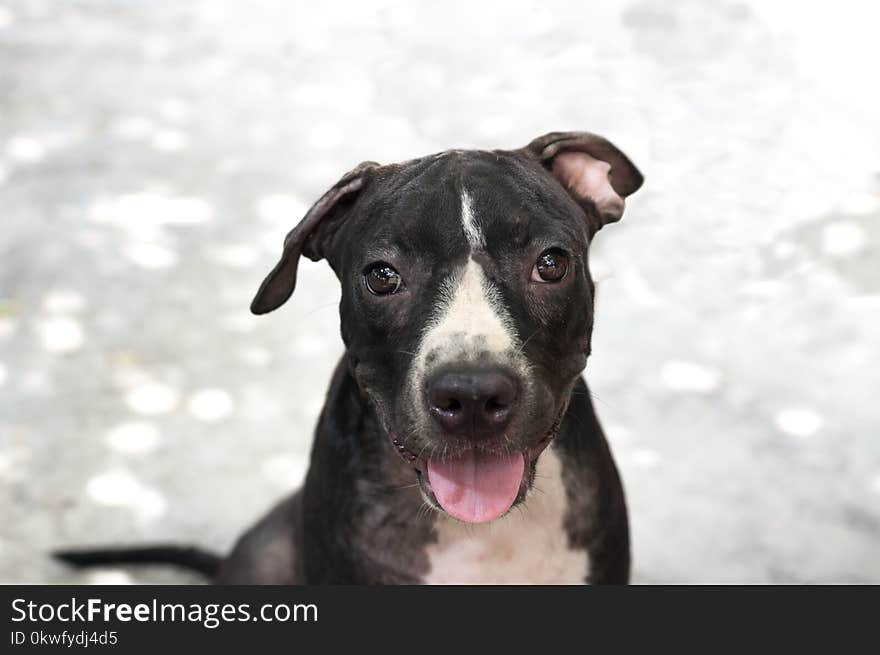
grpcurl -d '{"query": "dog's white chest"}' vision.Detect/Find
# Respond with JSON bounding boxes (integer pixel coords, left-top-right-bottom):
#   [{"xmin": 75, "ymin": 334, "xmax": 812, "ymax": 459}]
[{"xmin": 423, "ymin": 449, "xmax": 589, "ymax": 584}]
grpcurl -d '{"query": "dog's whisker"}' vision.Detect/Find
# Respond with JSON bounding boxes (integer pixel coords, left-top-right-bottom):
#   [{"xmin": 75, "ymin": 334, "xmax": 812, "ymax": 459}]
[
  {"xmin": 513, "ymin": 327, "xmax": 542, "ymax": 358},
  {"xmin": 393, "ymin": 482, "xmax": 422, "ymax": 491},
  {"xmin": 415, "ymin": 443, "xmax": 432, "ymax": 462},
  {"xmin": 294, "ymin": 301, "xmax": 338, "ymax": 320},
  {"xmin": 588, "ymin": 390, "xmax": 614, "ymax": 410},
  {"xmin": 417, "ymin": 501, "xmax": 439, "ymax": 521}
]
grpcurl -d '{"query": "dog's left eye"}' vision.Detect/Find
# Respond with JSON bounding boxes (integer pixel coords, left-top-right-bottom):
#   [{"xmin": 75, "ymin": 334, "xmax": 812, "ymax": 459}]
[
  {"xmin": 364, "ymin": 263, "xmax": 403, "ymax": 295},
  {"xmin": 531, "ymin": 249, "xmax": 569, "ymax": 283}
]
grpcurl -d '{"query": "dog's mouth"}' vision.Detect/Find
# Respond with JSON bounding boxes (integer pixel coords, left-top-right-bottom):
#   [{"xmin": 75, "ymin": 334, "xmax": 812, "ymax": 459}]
[
  {"xmin": 389, "ymin": 411, "xmax": 563, "ymax": 524},
  {"xmin": 423, "ymin": 448, "xmax": 529, "ymax": 523}
]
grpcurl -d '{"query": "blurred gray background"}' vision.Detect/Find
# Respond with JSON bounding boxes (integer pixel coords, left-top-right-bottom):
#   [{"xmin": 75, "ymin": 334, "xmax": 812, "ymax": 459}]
[{"xmin": 1, "ymin": 0, "xmax": 878, "ymax": 583}]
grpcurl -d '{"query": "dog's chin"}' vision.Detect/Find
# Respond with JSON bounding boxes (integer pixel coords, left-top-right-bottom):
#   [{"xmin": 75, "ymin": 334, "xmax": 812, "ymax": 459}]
[{"xmin": 388, "ymin": 416, "xmax": 561, "ymax": 525}]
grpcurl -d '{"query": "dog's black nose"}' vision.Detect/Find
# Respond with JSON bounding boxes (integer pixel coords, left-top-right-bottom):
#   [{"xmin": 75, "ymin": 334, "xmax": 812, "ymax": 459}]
[{"xmin": 426, "ymin": 368, "xmax": 518, "ymax": 436}]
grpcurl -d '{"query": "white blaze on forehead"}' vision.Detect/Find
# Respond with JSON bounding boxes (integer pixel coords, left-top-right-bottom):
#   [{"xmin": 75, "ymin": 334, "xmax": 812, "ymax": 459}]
[
  {"xmin": 460, "ymin": 190, "xmax": 485, "ymax": 250},
  {"xmin": 418, "ymin": 258, "xmax": 515, "ymax": 364}
]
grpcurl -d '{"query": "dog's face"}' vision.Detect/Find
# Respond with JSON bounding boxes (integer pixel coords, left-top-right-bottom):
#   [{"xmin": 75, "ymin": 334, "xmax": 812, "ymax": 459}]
[{"xmin": 252, "ymin": 132, "xmax": 642, "ymax": 524}]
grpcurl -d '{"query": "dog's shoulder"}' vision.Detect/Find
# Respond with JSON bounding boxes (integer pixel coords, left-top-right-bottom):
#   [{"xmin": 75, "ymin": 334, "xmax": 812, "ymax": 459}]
[{"xmin": 215, "ymin": 492, "xmax": 302, "ymax": 584}]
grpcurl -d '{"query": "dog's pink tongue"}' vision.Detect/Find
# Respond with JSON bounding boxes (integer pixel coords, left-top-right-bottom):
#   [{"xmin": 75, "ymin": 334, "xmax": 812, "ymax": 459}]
[{"xmin": 427, "ymin": 451, "xmax": 524, "ymax": 523}]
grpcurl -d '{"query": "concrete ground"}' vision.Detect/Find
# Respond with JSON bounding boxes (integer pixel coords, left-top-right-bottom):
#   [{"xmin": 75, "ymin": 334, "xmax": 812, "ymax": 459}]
[{"xmin": 1, "ymin": 0, "xmax": 878, "ymax": 583}]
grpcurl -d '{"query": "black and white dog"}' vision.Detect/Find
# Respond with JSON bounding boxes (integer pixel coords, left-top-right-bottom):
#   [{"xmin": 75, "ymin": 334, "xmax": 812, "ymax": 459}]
[{"xmin": 57, "ymin": 131, "xmax": 643, "ymax": 584}]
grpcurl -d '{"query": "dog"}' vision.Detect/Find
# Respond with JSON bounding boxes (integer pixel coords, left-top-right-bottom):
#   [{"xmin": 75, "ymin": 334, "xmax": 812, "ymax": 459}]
[{"xmin": 56, "ymin": 131, "xmax": 643, "ymax": 584}]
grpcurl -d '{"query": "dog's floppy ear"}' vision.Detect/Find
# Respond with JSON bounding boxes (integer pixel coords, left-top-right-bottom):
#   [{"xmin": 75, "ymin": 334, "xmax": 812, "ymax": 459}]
[
  {"xmin": 251, "ymin": 160, "xmax": 379, "ymax": 315},
  {"xmin": 526, "ymin": 131, "xmax": 643, "ymax": 231}
]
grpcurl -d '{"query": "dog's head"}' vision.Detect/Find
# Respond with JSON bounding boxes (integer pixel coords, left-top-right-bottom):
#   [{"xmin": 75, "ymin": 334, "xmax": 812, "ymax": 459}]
[{"xmin": 252, "ymin": 131, "xmax": 642, "ymax": 524}]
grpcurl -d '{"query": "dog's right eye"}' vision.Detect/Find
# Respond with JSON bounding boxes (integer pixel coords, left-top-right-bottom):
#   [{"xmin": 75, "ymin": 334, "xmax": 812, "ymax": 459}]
[
  {"xmin": 364, "ymin": 263, "xmax": 403, "ymax": 295},
  {"xmin": 532, "ymin": 248, "xmax": 569, "ymax": 283}
]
